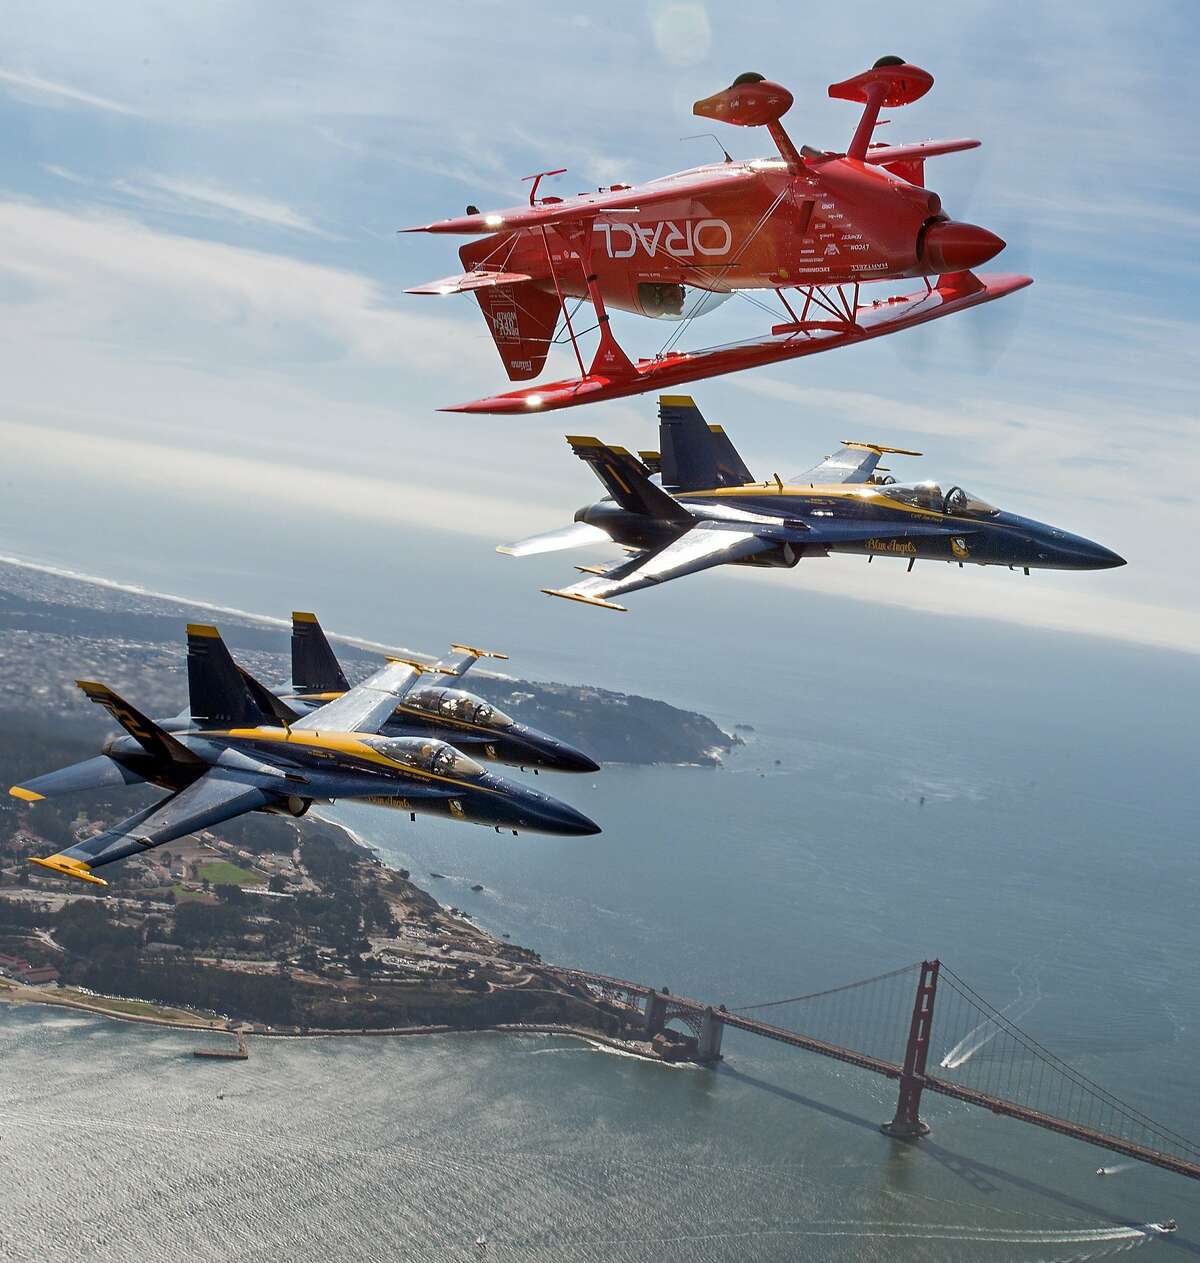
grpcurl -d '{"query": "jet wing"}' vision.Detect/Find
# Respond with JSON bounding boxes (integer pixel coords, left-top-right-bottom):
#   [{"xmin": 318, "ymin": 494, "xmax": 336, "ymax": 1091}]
[
  {"xmin": 543, "ymin": 523, "xmax": 775, "ymax": 611},
  {"xmin": 291, "ymin": 659, "xmax": 425, "ymax": 734},
  {"xmin": 29, "ymin": 772, "xmax": 273, "ymax": 886},
  {"xmin": 433, "ymin": 643, "xmax": 509, "ymax": 679},
  {"xmin": 793, "ymin": 441, "xmax": 923, "ymax": 485},
  {"xmin": 497, "ymin": 521, "xmax": 613, "ymax": 557}
]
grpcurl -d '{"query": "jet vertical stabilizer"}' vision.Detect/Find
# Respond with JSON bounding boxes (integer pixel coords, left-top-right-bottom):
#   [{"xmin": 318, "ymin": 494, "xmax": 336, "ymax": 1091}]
[
  {"xmin": 658, "ymin": 395, "xmax": 753, "ymax": 491},
  {"xmin": 187, "ymin": 625, "xmax": 274, "ymax": 728},
  {"xmin": 291, "ymin": 611, "xmax": 349, "ymax": 694}
]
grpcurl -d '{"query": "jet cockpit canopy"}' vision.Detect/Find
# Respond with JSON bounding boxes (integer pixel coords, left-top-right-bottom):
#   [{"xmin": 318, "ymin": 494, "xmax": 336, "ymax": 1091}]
[
  {"xmin": 877, "ymin": 481, "xmax": 998, "ymax": 517},
  {"xmin": 378, "ymin": 737, "xmax": 485, "ymax": 779},
  {"xmin": 407, "ymin": 688, "xmax": 514, "ymax": 729},
  {"xmin": 878, "ymin": 480, "xmax": 945, "ymax": 512},
  {"xmin": 942, "ymin": 485, "xmax": 998, "ymax": 517}
]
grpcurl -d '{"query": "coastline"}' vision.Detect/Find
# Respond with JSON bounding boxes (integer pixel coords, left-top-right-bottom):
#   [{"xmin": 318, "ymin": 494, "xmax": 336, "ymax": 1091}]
[
  {"xmin": 0, "ymin": 980, "xmax": 665, "ymax": 1064},
  {"xmin": 0, "ymin": 814, "xmax": 668, "ymax": 1063}
]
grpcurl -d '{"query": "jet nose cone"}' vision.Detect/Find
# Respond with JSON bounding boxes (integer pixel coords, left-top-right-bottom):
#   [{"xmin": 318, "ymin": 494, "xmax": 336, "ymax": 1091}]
[
  {"xmin": 920, "ymin": 221, "xmax": 1006, "ymax": 273},
  {"xmin": 1031, "ymin": 529, "xmax": 1127, "ymax": 570},
  {"xmin": 555, "ymin": 803, "xmax": 602, "ymax": 836},
  {"xmin": 1087, "ymin": 543, "xmax": 1126, "ymax": 570},
  {"xmin": 558, "ymin": 745, "xmax": 601, "ymax": 774}
]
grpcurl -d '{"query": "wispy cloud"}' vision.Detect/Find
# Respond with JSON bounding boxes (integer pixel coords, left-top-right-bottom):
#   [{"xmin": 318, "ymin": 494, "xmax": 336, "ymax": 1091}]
[
  {"xmin": 125, "ymin": 175, "xmax": 335, "ymax": 237},
  {"xmin": 0, "ymin": 68, "xmax": 141, "ymax": 116}
]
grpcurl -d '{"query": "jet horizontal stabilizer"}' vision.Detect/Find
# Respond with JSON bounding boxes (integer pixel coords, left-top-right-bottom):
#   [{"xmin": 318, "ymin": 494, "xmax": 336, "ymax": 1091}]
[{"xmin": 10, "ymin": 755, "xmax": 148, "ymax": 803}]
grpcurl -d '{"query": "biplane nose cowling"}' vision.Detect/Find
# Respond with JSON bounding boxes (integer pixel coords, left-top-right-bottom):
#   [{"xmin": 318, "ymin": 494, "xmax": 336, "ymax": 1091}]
[{"xmin": 920, "ymin": 221, "xmax": 1005, "ymax": 273}]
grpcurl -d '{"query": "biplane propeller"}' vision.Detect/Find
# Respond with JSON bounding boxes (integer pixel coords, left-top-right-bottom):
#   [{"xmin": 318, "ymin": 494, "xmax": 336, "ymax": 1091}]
[{"xmin": 404, "ymin": 57, "xmax": 1032, "ymax": 415}]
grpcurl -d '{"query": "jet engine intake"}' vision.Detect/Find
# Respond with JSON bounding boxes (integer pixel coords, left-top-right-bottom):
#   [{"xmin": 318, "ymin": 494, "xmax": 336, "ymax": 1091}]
[
  {"xmin": 734, "ymin": 542, "xmax": 801, "ymax": 568},
  {"xmin": 264, "ymin": 796, "xmax": 311, "ymax": 818}
]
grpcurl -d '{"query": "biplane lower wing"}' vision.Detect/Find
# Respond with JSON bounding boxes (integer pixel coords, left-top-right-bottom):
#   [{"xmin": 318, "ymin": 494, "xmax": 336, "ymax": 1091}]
[{"xmin": 442, "ymin": 271, "xmax": 1032, "ymax": 415}]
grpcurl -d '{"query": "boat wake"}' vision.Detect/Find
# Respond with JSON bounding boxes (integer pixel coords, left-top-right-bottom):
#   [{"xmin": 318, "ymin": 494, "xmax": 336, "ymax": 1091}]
[{"xmin": 940, "ymin": 969, "xmax": 1043, "ymax": 1070}]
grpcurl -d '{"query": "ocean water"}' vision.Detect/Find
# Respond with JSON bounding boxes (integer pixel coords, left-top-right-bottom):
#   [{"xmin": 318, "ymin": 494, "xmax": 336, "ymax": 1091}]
[{"xmin": 0, "ymin": 514, "xmax": 1198, "ymax": 1258}]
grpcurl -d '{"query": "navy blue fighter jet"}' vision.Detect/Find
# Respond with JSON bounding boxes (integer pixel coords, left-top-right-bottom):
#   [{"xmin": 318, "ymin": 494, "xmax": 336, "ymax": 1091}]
[
  {"xmin": 10, "ymin": 624, "xmax": 600, "ymax": 886},
  {"xmin": 500, "ymin": 396, "xmax": 1125, "ymax": 611},
  {"xmin": 277, "ymin": 613, "xmax": 598, "ymax": 774}
]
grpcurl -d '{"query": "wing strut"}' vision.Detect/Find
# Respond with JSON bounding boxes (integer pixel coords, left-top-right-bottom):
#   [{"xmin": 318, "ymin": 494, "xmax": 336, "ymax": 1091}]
[{"xmin": 657, "ymin": 182, "xmax": 791, "ymax": 359}]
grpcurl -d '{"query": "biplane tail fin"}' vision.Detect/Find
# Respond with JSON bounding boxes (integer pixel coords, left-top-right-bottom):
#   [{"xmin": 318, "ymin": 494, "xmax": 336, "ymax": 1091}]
[
  {"xmin": 693, "ymin": 73, "xmax": 802, "ymax": 169},
  {"xmin": 828, "ymin": 57, "xmax": 934, "ymax": 161},
  {"xmin": 458, "ymin": 239, "xmax": 559, "ymax": 382},
  {"xmin": 567, "ymin": 437, "xmax": 693, "ymax": 523},
  {"xmin": 657, "ymin": 395, "xmax": 754, "ymax": 491}
]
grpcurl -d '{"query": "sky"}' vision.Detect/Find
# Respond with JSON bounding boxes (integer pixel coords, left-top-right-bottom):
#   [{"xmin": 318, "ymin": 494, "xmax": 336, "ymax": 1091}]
[{"xmin": 1, "ymin": 1, "xmax": 1198, "ymax": 656}]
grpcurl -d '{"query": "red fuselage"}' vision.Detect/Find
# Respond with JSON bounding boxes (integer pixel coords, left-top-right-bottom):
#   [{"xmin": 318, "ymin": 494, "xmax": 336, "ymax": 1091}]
[{"xmin": 461, "ymin": 157, "xmax": 1003, "ymax": 321}]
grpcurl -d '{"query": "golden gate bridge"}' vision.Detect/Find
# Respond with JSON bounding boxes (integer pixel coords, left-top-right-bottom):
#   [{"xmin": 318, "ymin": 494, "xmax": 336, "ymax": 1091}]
[{"xmin": 545, "ymin": 959, "xmax": 1200, "ymax": 1182}]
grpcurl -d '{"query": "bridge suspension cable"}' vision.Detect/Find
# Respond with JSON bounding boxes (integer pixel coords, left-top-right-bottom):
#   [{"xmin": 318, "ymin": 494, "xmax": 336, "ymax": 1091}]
[
  {"xmin": 934, "ymin": 966, "xmax": 1200, "ymax": 1164},
  {"xmin": 732, "ymin": 962, "xmax": 921, "ymax": 1013}
]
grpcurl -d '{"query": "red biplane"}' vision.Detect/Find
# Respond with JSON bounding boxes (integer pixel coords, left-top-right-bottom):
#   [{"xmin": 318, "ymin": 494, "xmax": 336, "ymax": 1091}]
[{"xmin": 405, "ymin": 57, "xmax": 1031, "ymax": 414}]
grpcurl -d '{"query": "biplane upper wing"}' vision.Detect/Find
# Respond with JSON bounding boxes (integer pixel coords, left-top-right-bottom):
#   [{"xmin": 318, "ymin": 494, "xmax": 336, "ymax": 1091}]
[
  {"xmin": 544, "ymin": 522, "xmax": 776, "ymax": 611},
  {"xmin": 794, "ymin": 441, "xmax": 923, "ymax": 485},
  {"xmin": 442, "ymin": 271, "xmax": 1032, "ymax": 415},
  {"xmin": 29, "ymin": 772, "xmax": 274, "ymax": 886},
  {"xmin": 291, "ymin": 659, "xmax": 428, "ymax": 735},
  {"xmin": 405, "ymin": 270, "xmax": 533, "ymax": 296},
  {"xmin": 402, "ymin": 165, "xmax": 755, "ymax": 236}
]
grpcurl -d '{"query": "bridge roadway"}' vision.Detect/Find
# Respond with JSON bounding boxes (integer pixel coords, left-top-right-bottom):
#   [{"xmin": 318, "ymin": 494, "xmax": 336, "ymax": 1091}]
[{"xmin": 547, "ymin": 965, "xmax": 1200, "ymax": 1182}]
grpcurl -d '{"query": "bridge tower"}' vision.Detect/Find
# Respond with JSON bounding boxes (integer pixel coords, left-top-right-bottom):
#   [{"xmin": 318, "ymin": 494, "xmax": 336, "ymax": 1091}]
[
  {"xmin": 881, "ymin": 959, "xmax": 939, "ymax": 1139},
  {"xmin": 644, "ymin": 989, "xmax": 668, "ymax": 1038},
  {"xmin": 697, "ymin": 1006, "xmax": 725, "ymax": 1062}
]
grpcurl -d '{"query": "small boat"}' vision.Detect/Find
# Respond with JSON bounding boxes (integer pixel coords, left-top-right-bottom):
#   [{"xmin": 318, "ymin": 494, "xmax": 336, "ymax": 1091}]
[
  {"xmin": 1161, "ymin": 1219, "xmax": 1177, "ymax": 1233},
  {"xmin": 1096, "ymin": 1167, "xmax": 1106, "ymax": 1176},
  {"xmin": 474, "ymin": 1231, "xmax": 488, "ymax": 1251}
]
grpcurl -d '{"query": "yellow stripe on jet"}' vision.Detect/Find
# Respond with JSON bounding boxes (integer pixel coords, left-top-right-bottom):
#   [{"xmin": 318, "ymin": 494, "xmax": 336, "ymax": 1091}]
[
  {"xmin": 9, "ymin": 786, "xmax": 44, "ymax": 802},
  {"xmin": 211, "ymin": 728, "xmax": 505, "ymax": 796}
]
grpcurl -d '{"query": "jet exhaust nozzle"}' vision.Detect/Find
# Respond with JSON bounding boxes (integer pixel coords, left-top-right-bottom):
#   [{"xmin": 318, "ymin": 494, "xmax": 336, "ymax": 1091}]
[{"xmin": 919, "ymin": 220, "xmax": 1005, "ymax": 273}]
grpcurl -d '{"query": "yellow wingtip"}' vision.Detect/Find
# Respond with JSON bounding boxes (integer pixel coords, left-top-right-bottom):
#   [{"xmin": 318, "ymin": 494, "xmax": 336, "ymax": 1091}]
[
  {"xmin": 9, "ymin": 786, "xmax": 44, "ymax": 802},
  {"xmin": 187, "ymin": 623, "xmax": 221, "ymax": 639},
  {"xmin": 383, "ymin": 656, "xmax": 449, "ymax": 674},
  {"xmin": 448, "ymin": 643, "xmax": 509, "ymax": 661},
  {"xmin": 658, "ymin": 394, "xmax": 696, "ymax": 407},
  {"xmin": 292, "ymin": 611, "xmax": 318, "ymax": 624},
  {"xmin": 29, "ymin": 856, "xmax": 107, "ymax": 886},
  {"xmin": 541, "ymin": 588, "xmax": 628, "ymax": 612}
]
